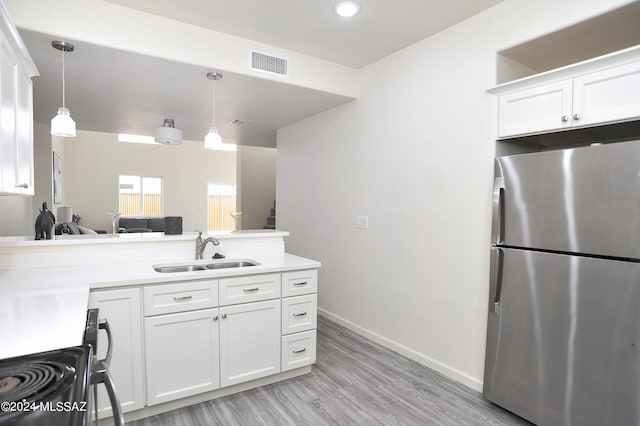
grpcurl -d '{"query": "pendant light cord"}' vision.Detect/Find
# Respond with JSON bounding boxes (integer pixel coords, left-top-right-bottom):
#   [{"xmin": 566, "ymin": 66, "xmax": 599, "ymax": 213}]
[
  {"xmin": 212, "ymin": 78, "xmax": 216, "ymax": 127},
  {"xmin": 61, "ymin": 46, "xmax": 66, "ymax": 109}
]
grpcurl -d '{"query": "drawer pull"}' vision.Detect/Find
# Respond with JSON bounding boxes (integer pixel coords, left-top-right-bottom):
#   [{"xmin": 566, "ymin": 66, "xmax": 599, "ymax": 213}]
[
  {"xmin": 293, "ymin": 348, "xmax": 307, "ymax": 354},
  {"xmin": 243, "ymin": 287, "xmax": 260, "ymax": 293},
  {"xmin": 293, "ymin": 312, "xmax": 308, "ymax": 317},
  {"xmin": 293, "ymin": 281, "xmax": 307, "ymax": 286},
  {"xmin": 222, "ymin": 314, "xmax": 227, "ymax": 319},
  {"xmin": 173, "ymin": 295, "xmax": 193, "ymax": 301},
  {"xmin": 212, "ymin": 315, "xmax": 218, "ymax": 321}
]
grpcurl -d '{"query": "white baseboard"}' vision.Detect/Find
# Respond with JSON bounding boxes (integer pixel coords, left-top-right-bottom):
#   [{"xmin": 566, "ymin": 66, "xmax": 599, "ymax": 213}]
[
  {"xmin": 105, "ymin": 367, "xmax": 312, "ymax": 425},
  {"xmin": 318, "ymin": 307, "xmax": 483, "ymax": 392}
]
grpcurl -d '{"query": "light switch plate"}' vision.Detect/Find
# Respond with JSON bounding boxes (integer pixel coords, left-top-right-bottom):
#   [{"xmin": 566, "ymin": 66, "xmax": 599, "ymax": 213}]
[{"xmin": 355, "ymin": 216, "xmax": 368, "ymax": 229}]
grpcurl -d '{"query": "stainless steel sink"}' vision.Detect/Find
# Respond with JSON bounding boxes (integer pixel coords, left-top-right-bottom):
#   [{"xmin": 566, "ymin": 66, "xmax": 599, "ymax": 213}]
[
  {"xmin": 153, "ymin": 259, "xmax": 259, "ymax": 273},
  {"xmin": 154, "ymin": 265, "xmax": 207, "ymax": 273},
  {"xmin": 206, "ymin": 261, "xmax": 258, "ymax": 269}
]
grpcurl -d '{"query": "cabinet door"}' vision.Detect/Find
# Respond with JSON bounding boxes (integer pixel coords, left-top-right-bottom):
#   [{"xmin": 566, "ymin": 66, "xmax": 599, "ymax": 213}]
[
  {"xmin": 498, "ymin": 80, "xmax": 573, "ymax": 138},
  {"xmin": 572, "ymin": 61, "xmax": 640, "ymax": 128},
  {"xmin": 14, "ymin": 71, "xmax": 33, "ymax": 195},
  {"xmin": 89, "ymin": 288, "xmax": 145, "ymax": 417},
  {"xmin": 219, "ymin": 299, "xmax": 280, "ymax": 387},
  {"xmin": 145, "ymin": 308, "xmax": 220, "ymax": 405},
  {"xmin": 0, "ymin": 34, "xmax": 18, "ymax": 194}
]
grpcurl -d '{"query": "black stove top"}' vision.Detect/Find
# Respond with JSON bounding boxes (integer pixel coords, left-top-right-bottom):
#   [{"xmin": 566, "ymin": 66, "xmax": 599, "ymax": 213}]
[{"xmin": 0, "ymin": 345, "xmax": 92, "ymax": 426}]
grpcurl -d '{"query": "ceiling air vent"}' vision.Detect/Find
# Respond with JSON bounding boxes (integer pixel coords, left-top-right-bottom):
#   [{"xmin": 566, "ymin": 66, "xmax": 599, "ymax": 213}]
[{"xmin": 250, "ymin": 51, "xmax": 289, "ymax": 77}]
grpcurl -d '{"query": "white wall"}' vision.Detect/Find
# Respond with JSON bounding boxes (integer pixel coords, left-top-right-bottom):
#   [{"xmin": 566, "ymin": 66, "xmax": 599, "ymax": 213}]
[
  {"xmin": 62, "ymin": 130, "xmax": 236, "ymax": 232},
  {"xmin": 237, "ymin": 145, "xmax": 276, "ymax": 230},
  {"xmin": 0, "ymin": 122, "xmax": 51, "ymax": 237},
  {"xmin": 276, "ymin": 0, "xmax": 636, "ymax": 390}
]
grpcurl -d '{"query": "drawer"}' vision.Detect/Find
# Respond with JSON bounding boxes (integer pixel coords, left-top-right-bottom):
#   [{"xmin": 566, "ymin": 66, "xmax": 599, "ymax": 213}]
[
  {"xmin": 281, "ymin": 294, "xmax": 317, "ymax": 335},
  {"xmin": 281, "ymin": 330, "xmax": 316, "ymax": 372},
  {"xmin": 144, "ymin": 280, "xmax": 218, "ymax": 316},
  {"xmin": 218, "ymin": 273, "xmax": 281, "ymax": 306},
  {"xmin": 281, "ymin": 269, "xmax": 317, "ymax": 297}
]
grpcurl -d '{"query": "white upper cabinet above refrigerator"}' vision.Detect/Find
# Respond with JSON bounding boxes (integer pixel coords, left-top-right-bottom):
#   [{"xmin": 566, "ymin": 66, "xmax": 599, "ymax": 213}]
[
  {"xmin": 572, "ymin": 60, "xmax": 640, "ymax": 127},
  {"xmin": 497, "ymin": 79, "xmax": 573, "ymax": 137},
  {"xmin": 491, "ymin": 46, "xmax": 640, "ymax": 139}
]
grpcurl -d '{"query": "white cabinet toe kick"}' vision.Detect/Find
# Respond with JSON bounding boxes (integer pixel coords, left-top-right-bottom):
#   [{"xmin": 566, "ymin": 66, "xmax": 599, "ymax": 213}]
[{"xmin": 89, "ymin": 268, "xmax": 318, "ymax": 422}]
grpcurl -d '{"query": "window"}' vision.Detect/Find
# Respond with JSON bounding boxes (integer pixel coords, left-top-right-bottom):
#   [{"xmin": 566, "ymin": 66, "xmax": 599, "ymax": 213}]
[
  {"xmin": 119, "ymin": 175, "xmax": 163, "ymax": 216},
  {"xmin": 208, "ymin": 184, "xmax": 235, "ymax": 231}
]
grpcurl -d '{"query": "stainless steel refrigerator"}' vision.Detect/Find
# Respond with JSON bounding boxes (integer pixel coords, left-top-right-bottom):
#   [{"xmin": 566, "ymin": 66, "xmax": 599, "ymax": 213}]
[{"xmin": 484, "ymin": 140, "xmax": 640, "ymax": 426}]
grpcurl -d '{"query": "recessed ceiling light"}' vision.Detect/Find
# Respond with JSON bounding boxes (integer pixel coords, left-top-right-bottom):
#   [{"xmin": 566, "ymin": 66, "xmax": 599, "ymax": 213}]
[{"xmin": 333, "ymin": 1, "xmax": 361, "ymax": 18}]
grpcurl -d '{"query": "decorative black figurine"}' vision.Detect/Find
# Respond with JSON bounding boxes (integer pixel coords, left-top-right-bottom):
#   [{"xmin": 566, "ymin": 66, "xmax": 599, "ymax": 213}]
[{"xmin": 35, "ymin": 202, "xmax": 56, "ymax": 240}]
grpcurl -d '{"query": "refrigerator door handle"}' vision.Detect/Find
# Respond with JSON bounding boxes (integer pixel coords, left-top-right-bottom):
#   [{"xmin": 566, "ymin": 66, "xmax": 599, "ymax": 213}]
[
  {"xmin": 491, "ymin": 177, "xmax": 505, "ymax": 245},
  {"xmin": 489, "ymin": 247, "xmax": 504, "ymax": 314}
]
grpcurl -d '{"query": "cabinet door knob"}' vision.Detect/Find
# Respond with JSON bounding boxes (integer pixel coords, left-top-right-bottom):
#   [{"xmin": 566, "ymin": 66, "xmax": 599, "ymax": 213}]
[
  {"xmin": 561, "ymin": 115, "xmax": 569, "ymax": 122},
  {"xmin": 222, "ymin": 313, "xmax": 227, "ymax": 319},
  {"xmin": 212, "ymin": 315, "xmax": 218, "ymax": 321},
  {"xmin": 573, "ymin": 113, "xmax": 581, "ymax": 120}
]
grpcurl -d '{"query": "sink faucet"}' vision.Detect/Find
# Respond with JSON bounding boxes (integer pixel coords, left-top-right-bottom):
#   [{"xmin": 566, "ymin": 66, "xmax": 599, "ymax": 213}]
[{"xmin": 195, "ymin": 231, "xmax": 220, "ymax": 260}]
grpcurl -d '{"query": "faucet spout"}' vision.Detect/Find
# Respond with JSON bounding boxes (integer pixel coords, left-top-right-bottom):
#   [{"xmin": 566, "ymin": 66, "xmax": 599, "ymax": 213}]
[{"xmin": 195, "ymin": 231, "xmax": 220, "ymax": 260}]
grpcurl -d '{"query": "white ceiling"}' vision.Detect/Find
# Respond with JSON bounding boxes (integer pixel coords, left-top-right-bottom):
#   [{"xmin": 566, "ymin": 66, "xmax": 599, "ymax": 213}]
[
  {"xmin": 21, "ymin": 30, "xmax": 353, "ymax": 148},
  {"xmin": 19, "ymin": 0, "xmax": 505, "ymax": 147},
  {"xmin": 104, "ymin": 0, "xmax": 504, "ymax": 69}
]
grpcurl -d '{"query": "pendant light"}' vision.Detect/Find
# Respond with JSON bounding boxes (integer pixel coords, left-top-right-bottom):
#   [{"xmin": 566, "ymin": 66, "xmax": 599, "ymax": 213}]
[
  {"xmin": 154, "ymin": 118, "xmax": 183, "ymax": 145},
  {"xmin": 50, "ymin": 41, "xmax": 76, "ymax": 137},
  {"xmin": 204, "ymin": 72, "xmax": 223, "ymax": 150}
]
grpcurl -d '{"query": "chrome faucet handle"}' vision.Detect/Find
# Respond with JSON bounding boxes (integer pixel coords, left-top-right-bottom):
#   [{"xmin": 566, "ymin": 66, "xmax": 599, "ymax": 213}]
[{"xmin": 194, "ymin": 231, "xmax": 203, "ymax": 260}]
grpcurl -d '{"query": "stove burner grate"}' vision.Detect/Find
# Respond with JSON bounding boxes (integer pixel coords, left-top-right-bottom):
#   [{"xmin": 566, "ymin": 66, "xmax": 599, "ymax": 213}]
[{"xmin": 0, "ymin": 361, "xmax": 75, "ymax": 403}]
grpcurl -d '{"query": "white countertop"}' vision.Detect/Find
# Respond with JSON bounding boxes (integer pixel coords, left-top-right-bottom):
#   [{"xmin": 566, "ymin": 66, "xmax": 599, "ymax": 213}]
[
  {"xmin": 0, "ymin": 267, "xmax": 91, "ymax": 360},
  {"xmin": 0, "ymin": 252, "xmax": 319, "ymax": 360},
  {"xmin": 0, "ymin": 229, "xmax": 290, "ymax": 248}
]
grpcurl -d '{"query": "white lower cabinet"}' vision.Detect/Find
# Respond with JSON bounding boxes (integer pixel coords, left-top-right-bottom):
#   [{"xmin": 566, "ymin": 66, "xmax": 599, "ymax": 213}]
[
  {"xmin": 144, "ymin": 308, "xmax": 220, "ymax": 405},
  {"xmin": 88, "ymin": 288, "xmax": 145, "ymax": 418},
  {"xmin": 89, "ymin": 268, "xmax": 318, "ymax": 417},
  {"xmin": 219, "ymin": 299, "xmax": 281, "ymax": 387}
]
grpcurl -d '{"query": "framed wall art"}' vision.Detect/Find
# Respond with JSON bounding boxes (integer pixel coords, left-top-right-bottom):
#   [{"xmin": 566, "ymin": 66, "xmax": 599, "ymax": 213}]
[{"xmin": 53, "ymin": 151, "xmax": 63, "ymax": 204}]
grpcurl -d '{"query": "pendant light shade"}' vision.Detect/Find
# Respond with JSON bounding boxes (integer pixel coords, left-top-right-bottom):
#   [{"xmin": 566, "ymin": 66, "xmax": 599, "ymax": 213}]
[
  {"xmin": 50, "ymin": 41, "xmax": 76, "ymax": 137},
  {"xmin": 204, "ymin": 126, "xmax": 222, "ymax": 149},
  {"xmin": 204, "ymin": 72, "xmax": 223, "ymax": 150},
  {"xmin": 154, "ymin": 119, "xmax": 183, "ymax": 145},
  {"xmin": 51, "ymin": 107, "xmax": 76, "ymax": 137}
]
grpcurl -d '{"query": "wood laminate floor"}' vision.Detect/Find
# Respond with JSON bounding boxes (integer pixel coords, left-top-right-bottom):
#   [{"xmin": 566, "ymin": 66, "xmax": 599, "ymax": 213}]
[{"xmin": 128, "ymin": 316, "xmax": 530, "ymax": 426}]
